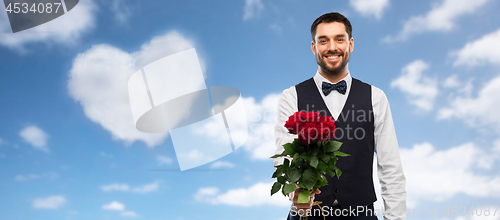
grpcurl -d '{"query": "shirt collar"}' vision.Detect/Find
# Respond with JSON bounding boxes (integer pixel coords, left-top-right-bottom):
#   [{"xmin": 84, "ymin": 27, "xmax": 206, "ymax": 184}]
[{"xmin": 313, "ymin": 71, "xmax": 352, "ymax": 91}]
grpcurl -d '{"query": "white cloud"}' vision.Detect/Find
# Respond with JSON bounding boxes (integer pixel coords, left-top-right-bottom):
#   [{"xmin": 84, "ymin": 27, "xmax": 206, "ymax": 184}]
[
  {"xmin": 110, "ymin": 0, "xmax": 131, "ymax": 24},
  {"xmin": 100, "ymin": 181, "xmax": 159, "ymax": 194},
  {"xmin": 240, "ymin": 94, "xmax": 281, "ymax": 160},
  {"xmin": 131, "ymin": 182, "xmax": 159, "ymax": 193},
  {"xmin": 443, "ymin": 74, "xmax": 461, "ymax": 88},
  {"xmin": 243, "ymin": 0, "xmax": 264, "ymax": 20},
  {"xmin": 349, "ymin": 0, "xmax": 390, "ymax": 20},
  {"xmin": 102, "ymin": 201, "xmax": 139, "ymax": 217},
  {"xmin": 68, "ymin": 31, "xmax": 197, "ymax": 147},
  {"xmin": 16, "ymin": 174, "xmax": 41, "ymax": 181},
  {"xmin": 194, "ymin": 93, "xmax": 280, "ymax": 160},
  {"xmin": 121, "ymin": 211, "xmax": 139, "ymax": 217},
  {"xmin": 385, "ymin": 0, "xmax": 490, "ymax": 41},
  {"xmin": 399, "ymin": 142, "xmax": 500, "ymax": 206},
  {"xmin": 101, "ymin": 183, "xmax": 130, "ymax": 192},
  {"xmin": 209, "ymin": 160, "xmax": 235, "ymax": 169},
  {"xmin": 33, "ymin": 195, "xmax": 66, "ymax": 209},
  {"xmin": 438, "ymin": 74, "xmax": 500, "ymax": 133},
  {"xmin": 157, "ymin": 155, "xmax": 173, "ymax": 165},
  {"xmin": 15, "ymin": 172, "xmax": 58, "ymax": 181},
  {"xmin": 19, "ymin": 125, "xmax": 50, "ymax": 152},
  {"xmin": 194, "ymin": 182, "xmax": 290, "ymax": 207},
  {"xmin": 452, "ymin": 28, "xmax": 500, "ymax": 67},
  {"xmin": 0, "ymin": 0, "xmax": 97, "ymax": 52},
  {"xmin": 391, "ymin": 60, "xmax": 438, "ymax": 111},
  {"xmin": 102, "ymin": 201, "xmax": 125, "ymax": 211}
]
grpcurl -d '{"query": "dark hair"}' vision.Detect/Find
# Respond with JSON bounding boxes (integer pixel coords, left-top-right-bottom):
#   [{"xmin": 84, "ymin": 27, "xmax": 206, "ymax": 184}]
[{"xmin": 311, "ymin": 12, "xmax": 352, "ymax": 41}]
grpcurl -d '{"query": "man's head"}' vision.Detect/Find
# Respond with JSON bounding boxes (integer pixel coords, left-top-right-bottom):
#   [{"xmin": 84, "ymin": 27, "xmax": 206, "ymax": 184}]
[{"xmin": 311, "ymin": 12, "xmax": 354, "ymax": 78}]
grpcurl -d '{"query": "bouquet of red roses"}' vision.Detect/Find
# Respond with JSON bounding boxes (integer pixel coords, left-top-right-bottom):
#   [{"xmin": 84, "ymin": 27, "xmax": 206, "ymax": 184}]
[{"xmin": 270, "ymin": 111, "xmax": 349, "ymax": 217}]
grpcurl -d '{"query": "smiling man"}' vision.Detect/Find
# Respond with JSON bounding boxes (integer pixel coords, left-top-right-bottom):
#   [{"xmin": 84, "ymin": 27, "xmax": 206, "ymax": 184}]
[{"xmin": 274, "ymin": 12, "xmax": 406, "ymax": 220}]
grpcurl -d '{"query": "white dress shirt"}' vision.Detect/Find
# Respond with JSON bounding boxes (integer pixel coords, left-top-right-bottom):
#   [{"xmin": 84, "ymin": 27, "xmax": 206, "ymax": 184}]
[{"xmin": 274, "ymin": 71, "xmax": 407, "ymax": 220}]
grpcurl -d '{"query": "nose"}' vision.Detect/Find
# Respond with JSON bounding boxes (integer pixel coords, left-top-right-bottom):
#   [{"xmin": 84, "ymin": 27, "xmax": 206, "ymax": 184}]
[{"xmin": 327, "ymin": 41, "xmax": 338, "ymax": 52}]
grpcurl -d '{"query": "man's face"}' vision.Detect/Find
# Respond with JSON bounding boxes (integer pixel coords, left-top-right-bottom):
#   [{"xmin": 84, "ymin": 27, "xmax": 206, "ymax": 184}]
[{"xmin": 311, "ymin": 22, "xmax": 354, "ymax": 76}]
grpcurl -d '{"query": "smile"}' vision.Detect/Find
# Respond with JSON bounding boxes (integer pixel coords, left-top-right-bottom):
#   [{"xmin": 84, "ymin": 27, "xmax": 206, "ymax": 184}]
[{"xmin": 325, "ymin": 55, "xmax": 340, "ymax": 61}]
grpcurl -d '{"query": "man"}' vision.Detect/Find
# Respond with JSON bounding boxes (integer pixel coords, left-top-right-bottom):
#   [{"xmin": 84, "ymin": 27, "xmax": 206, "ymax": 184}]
[{"xmin": 273, "ymin": 12, "xmax": 406, "ymax": 220}]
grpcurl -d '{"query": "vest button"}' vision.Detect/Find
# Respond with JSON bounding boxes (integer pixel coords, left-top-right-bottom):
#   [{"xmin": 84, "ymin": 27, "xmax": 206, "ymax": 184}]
[{"xmin": 335, "ymin": 189, "xmax": 339, "ymax": 193}]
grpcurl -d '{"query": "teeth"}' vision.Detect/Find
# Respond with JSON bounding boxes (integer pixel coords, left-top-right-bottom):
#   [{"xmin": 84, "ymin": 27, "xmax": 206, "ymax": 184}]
[{"xmin": 327, "ymin": 56, "xmax": 338, "ymax": 59}]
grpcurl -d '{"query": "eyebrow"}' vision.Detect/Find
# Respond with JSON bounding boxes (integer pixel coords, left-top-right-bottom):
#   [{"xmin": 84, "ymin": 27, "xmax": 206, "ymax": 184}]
[{"xmin": 317, "ymin": 34, "xmax": 347, "ymax": 39}]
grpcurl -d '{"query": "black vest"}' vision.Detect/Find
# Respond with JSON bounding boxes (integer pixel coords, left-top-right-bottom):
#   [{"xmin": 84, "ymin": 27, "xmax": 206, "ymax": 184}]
[{"xmin": 296, "ymin": 77, "xmax": 377, "ymax": 209}]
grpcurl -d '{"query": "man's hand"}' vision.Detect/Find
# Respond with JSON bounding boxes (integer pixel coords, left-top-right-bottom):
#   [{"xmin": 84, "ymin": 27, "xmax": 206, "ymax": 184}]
[{"xmin": 291, "ymin": 186, "xmax": 321, "ymax": 216}]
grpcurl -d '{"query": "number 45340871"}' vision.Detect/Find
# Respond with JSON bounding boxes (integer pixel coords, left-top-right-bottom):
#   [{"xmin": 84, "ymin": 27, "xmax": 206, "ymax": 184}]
[
  {"xmin": 444, "ymin": 206, "xmax": 499, "ymax": 216},
  {"xmin": 5, "ymin": 3, "xmax": 62, "ymax": 14}
]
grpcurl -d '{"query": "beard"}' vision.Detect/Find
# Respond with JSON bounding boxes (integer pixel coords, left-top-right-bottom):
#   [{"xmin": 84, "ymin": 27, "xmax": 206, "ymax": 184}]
[{"xmin": 316, "ymin": 50, "xmax": 350, "ymax": 76}]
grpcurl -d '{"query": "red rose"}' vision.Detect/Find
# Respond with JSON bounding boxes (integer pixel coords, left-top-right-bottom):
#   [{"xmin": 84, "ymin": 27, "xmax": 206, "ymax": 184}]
[
  {"xmin": 284, "ymin": 112, "xmax": 305, "ymax": 134},
  {"xmin": 297, "ymin": 122, "xmax": 313, "ymax": 145},
  {"xmin": 284, "ymin": 111, "xmax": 336, "ymax": 145},
  {"xmin": 300, "ymin": 111, "xmax": 320, "ymax": 123},
  {"xmin": 318, "ymin": 115, "xmax": 336, "ymax": 139},
  {"xmin": 316, "ymin": 126, "xmax": 330, "ymax": 142}
]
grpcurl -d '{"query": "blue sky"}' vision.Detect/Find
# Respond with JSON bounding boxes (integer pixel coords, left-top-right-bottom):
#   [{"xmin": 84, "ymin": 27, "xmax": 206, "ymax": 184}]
[{"xmin": 1, "ymin": 0, "xmax": 500, "ymax": 219}]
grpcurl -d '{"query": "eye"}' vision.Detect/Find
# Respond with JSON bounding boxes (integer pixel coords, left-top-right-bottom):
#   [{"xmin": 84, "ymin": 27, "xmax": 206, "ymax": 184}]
[{"xmin": 337, "ymin": 38, "xmax": 344, "ymax": 42}]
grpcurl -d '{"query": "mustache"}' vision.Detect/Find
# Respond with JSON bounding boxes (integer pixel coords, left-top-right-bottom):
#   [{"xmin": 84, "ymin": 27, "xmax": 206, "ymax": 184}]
[{"xmin": 324, "ymin": 51, "xmax": 342, "ymax": 56}]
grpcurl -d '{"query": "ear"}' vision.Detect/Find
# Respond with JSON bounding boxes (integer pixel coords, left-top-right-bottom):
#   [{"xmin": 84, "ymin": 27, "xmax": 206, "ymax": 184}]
[
  {"xmin": 349, "ymin": 37, "xmax": 354, "ymax": 53},
  {"xmin": 311, "ymin": 41, "xmax": 317, "ymax": 56}
]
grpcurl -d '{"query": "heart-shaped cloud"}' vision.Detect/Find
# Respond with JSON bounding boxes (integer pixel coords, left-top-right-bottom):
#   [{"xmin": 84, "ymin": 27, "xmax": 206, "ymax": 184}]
[{"xmin": 67, "ymin": 31, "xmax": 201, "ymax": 147}]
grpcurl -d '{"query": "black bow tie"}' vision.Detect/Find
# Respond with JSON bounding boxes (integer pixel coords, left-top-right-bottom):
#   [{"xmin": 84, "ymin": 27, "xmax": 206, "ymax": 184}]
[{"xmin": 322, "ymin": 80, "xmax": 347, "ymax": 96}]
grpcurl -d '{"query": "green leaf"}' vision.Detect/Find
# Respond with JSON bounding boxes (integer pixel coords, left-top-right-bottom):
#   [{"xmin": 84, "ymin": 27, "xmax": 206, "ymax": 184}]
[
  {"xmin": 334, "ymin": 151, "xmax": 351, "ymax": 157},
  {"xmin": 297, "ymin": 190, "xmax": 311, "ymax": 203},
  {"xmin": 270, "ymin": 151, "xmax": 288, "ymax": 158},
  {"xmin": 293, "ymin": 153, "xmax": 299, "ymax": 160},
  {"xmin": 272, "ymin": 166, "xmax": 284, "ymax": 178},
  {"xmin": 299, "ymin": 152, "xmax": 308, "ymax": 160},
  {"xmin": 271, "ymin": 170, "xmax": 278, "ymax": 178},
  {"xmin": 292, "ymin": 158, "xmax": 303, "ymax": 167},
  {"xmin": 327, "ymin": 156, "xmax": 337, "ymax": 169},
  {"xmin": 314, "ymin": 174, "xmax": 329, "ymax": 188},
  {"xmin": 293, "ymin": 138, "xmax": 302, "ymax": 146},
  {"xmin": 271, "ymin": 182, "xmax": 282, "ymax": 196},
  {"xmin": 302, "ymin": 169, "xmax": 317, "ymax": 190},
  {"xmin": 288, "ymin": 168, "xmax": 302, "ymax": 183},
  {"xmin": 309, "ymin": 156, "xmax": 319, "ymax": 168},
  {"xmin": 334, "ymin": 167, "xmax": 343, "ymax": 178},
  {"xmin": 284, "ymin": 143, "xmax": 296, "ymax": 155},
  {"xmin": 320, "ymin": 153, "xmax": 330, "ymax": 163},
  {"xmin": 277, "ymin": 176, "xmax": 286, "ymax": 184},
  {"xmin": 319, "ymin": 174, "xmax": 328, "ymax": 185},
  {"xmin": 297, "ymin": 182, "xmax": 306, "ymax": 189},
  {"xmin": 283, "ymin": 183, "xmax": 296, "ymax": 195},
  {"xmin": 295, "ymin": 144, "xmax": 305, "ymax": 153},
  {"xmin": 317, "ymin": 160, "xmax": 327, "ymax": 170},
  {"xmin": 326, "ymin": 169, "xmax": 335, "ymax": 177},
  {"xmin": 284, "ymin": 159, "xmax": 290, "ymax": 168},
  {"xmin": 325, "ymin": 141, "xmax": 342, "ymax": 152},
  {"xmin": 311, "ymin": 148, "xmax": 319, "ymax": 156}
]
